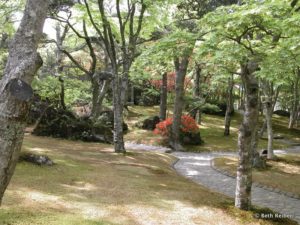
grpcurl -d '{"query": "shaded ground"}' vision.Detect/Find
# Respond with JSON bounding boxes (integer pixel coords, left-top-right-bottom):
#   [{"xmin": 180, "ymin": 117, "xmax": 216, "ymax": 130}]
[{"xmin": 1, "ymin": 135, "xmax": 294, "ymax": 225}]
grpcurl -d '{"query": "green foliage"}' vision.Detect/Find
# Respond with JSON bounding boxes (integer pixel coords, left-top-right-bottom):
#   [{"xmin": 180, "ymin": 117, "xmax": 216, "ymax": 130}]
[
  {"xmin": 32, "ymin": 76, "xmax": 60, "ymax": 102},
  {"xmin": 32, "ymin": 76, "xmax": 91, "ymax": 106}
]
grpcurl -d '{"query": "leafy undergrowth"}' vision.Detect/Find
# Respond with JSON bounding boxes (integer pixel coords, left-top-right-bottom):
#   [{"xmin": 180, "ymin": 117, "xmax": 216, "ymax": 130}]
[
  {"xmin": 213, "ymin": 155, "xmax": 300, "ymax": 196},
  {"xmin": 125, "ymin": 106, "xmax": 294, "ymax": 152},
  {"xmin": 1, "ymin": 135, "xmax": 296, "ymax": 225}
]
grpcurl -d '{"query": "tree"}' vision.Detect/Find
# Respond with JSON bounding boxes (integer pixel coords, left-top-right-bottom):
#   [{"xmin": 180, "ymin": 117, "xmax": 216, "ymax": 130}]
[
  {"xmin": 224, "ymin": 75, "xmax": 234, "ymax": 136},
  {"xmin": 0, "ymin": 0, "xmax": 49, "ymax": 204},
  {"xmin": 190, "ymin": 63, "xmax": 202, "ymax": 124},
  {"xmin": 171, "ymin": 54, "xmax": 193, "ymax": 151},
  {"xmin": 51, "ymin": 14, "xmax": 112, "ymax": 119},
  {"xmin": 199, "ymin": 0, "xmax": 293, "ymax": 209},
  {"xmin": 79, "ymin": 0, "xmax": 163, "ymax": 152},
  {"xmin": 160, "ymin": 72, "xmax": 168, "ymax": 120}
]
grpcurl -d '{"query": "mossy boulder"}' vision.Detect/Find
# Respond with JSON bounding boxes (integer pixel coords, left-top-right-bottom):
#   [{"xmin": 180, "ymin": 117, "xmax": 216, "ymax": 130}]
[
  {"xmin": 33, "ymin": 107, "xmax": 105, "ymax": 143},
  {"xmin": 136, "ymin": 116, "xmax": 160, "ymax": 130},
  {"xmin": 181, "ymin": 132, "xmax": 203, "ymax": 145},
  {"xmin": 33, "ymin": 108, "xmax": 128, "ymax": 143}
]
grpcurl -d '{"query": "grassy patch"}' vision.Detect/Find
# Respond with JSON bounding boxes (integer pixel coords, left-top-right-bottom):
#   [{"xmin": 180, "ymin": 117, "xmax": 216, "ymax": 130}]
[
  {"xmin": 213, "ymin": 155, "xmax": 300, "ymax": 196},
  {"xmin": 2, "ymin": 135, "xmax": 296, "ymax": 224}
]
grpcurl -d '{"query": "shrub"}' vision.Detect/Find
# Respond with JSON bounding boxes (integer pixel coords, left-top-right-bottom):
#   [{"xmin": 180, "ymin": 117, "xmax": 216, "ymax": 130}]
[{"xmin": 154, "ymin": 115, "xmax": 199, "ymax": 137}]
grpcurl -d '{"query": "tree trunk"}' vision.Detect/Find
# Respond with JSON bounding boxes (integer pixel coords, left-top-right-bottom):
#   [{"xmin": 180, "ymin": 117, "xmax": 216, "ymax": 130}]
[
  {"xmin": 170, "ymin": 57, "xmax": 189, "ymax": 151},
  {"xmin": 91, "ymin": 79, "xmax": 101, "ymax": 118},
  {"xmin": 259, "ymin": 86, "xmax": 279, "ymax": 138},
  {"xmin": 159, "ymin": 72, "xmax": 167, "ymax": 121},
  {"xmin": 235, "ymin": 62, "xmax": 259, "ymax": 210},
  {"xmin": 58, "ymin": 76, "xmax": 66, "ymax": 110},
  {"xmin": 130, "ymin": 82, "xmax": 135, "ymax": 105},
  {"xmin": 0, "ymin": 0, "xmax": 48, "ymax": 204},
  {"xmin": 224, "ymin": 75, "xmax": 234, "ymax": 136},
  {"xmin": 265, "ymin": 101, "xmax": 274, "ymax": 159},
  {"xmin": 289, "ymin": 68, "xmax": 300, "ymax": 129},
  {"xmin": 113, "ymin": 74, "xmax": 125, "ymax": 152},
  {"xmin": 55, "ymin": 23, "xmax": 66, "ymax": 110},
  {"xmin": 191, "ymin": 65, "xmax": 202, "ymax": 124}
]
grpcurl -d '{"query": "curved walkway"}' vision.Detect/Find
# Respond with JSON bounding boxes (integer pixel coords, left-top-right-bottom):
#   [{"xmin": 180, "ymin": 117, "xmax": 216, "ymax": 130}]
[
  {"xmin": 173, "ymin": 151, "xmax": 300, "ymax": 224},
  {"xmin": 126, "ymin": 142, "xmax": 300, "ymax": 224}
]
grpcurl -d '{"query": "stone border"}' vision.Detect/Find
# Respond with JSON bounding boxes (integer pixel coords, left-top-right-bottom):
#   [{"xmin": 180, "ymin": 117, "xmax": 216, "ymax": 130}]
[{"xmin": 210, "ymin": 159, "xmax": 300, "ymax": 200}]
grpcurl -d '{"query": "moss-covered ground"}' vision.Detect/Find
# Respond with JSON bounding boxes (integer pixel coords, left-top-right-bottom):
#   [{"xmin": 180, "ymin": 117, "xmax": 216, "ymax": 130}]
[{"xmin": 0, "ymin": 134, "xmax": 296, "ymax": 224}]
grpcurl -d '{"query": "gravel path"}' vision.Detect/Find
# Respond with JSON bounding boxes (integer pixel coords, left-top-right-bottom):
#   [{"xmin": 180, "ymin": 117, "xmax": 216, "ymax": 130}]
[{"xmin": 126, "ymin": 142, "xmax": 300, "ymax": 224}]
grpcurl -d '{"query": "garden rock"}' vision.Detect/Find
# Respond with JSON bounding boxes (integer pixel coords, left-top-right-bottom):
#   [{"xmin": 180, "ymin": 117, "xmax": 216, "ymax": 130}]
[
  {"xmin": 137, "ymin": 116, "xmax": 160, "ymax": 130},
  {"xmin": 32, "ymin": 107, "xmax": 117, "ymax": 143},
  {"xmin": 96, "ymin": 110, "xmax": 128, "ymax": 132},
  {"xmin": 253, "ymin": 151, "xmax": 267, "ymax": 169},
  {"xmin": 19, "ymin": 153, "xmax": 54, "ymax": 166},
  {"xmin": 273, "ymin": 110, "xmax": 290, "ymax": 117},
  {"xmin": 182, "ymin": 132, "xmax": 203, "ymax": 145}
]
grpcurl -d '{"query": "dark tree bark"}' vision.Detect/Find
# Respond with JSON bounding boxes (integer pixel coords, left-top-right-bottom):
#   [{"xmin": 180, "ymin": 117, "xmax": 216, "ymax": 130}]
[
  {"xmin": 159, "ymin": 72, "xmax": 168, "ymax": 121},
  {"xmin": 224, "ymin": 75, "xmax": 234, "ymax": 136},
  {"xmin": 235, "ymin": 62, "xmax": 259, "ymax": 210},
  {"xmin": 191, "ymin": 65, "xmax": 202, "ymax": 124},
  {"xmin": 91, "ymin": 79, "xmax": 101, "ymax": 117},
  {"xmin": 289, "ymin": 68, "xmax": 300, "ymax": 129},
  {"xmin": 0, "ymin": 0, "xmax": 49, "ymax": 204},
  {"xmin": 170, "ymin": 57, "xmax": 189, "ymax": 151}
]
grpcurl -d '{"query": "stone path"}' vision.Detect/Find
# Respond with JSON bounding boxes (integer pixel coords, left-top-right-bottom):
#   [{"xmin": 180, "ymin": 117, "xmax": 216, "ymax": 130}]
[
  {"xmin": 173, "ymin": 151, "xmax": 300, "ymax": 224},
  {"xmin": 126, "ymin": 142, "xmax": 300, "ymax": 224}
]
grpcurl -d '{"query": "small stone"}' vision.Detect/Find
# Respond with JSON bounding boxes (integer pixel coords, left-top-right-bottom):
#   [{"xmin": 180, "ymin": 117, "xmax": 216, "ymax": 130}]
[
  {"xmin": 274, "ymin": 188, "xmax": 280, "ymax": 193},
  {"xmin": 19, "ymin": 153, "xmax": 54, "ymax": 166},
  {"xmin": 293, "ymin": 194, "xmax": 299, "ymax": 199}
]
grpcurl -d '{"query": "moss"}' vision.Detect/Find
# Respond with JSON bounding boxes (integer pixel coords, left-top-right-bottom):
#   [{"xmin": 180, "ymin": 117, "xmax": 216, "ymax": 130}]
[
  {"xmin": 0, "ymin": 209, "xmax": 111, "ymax": 225},
  {"xmin": 214, "ymin": 156, "xmax": 300, "ymax": 196}
]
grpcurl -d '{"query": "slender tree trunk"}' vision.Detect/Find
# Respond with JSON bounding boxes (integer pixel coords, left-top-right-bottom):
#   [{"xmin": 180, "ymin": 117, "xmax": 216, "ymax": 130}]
[
  {"xmin": 170, "ymin": 57, "xmax": 189, "ymax": 151},
  {"xmin": 91, "ymin": 79, "xmax": 101, "ymax": 118},
  {"xmin": 261, "ymin": 81, "xmax": 278, "ymax": 159},
  {"xmin": 191, "ymin": 65, "xmax": 201, "ymax": 123},
  {"xmin": 113, "ymin": 60, "xmax": 131, "ymax": 153},
  {"xmin": 160, "ymin": 72, "xmax": 168, "ymax": 121},
  {"xmin": 235, "ymin": 62, "xmax": 259, "ymax": 210},
  {"xmin": 130, "ymin": 82, "xmax": 134, "ymax": 105},
  {"xmin": 113, "ymin": 73, "xmax": 125, "ymax": 152},
  {"xmin": 58, "ymin": 77, "xmax": 66, "ymax": 110},
  {"xmin": 265, "ymin": 101, "xmax": 274, "ymax": 159},
  {"xmin": 0, "ymin": 0, "xmax": 48, "ymax": 204},
  {"xmin": 55, "ymin": 23, "xmax": 66, "ymax": 110},
  {"xmin": 224, "ymin": 75, "xmax": 234, "ymax": 136},
  {"xmin": 259, "ymin": 86, "xmax": 279, "ymax": 138},
  {"xmin": 289, "ymin": 70, "xmax": 300, "ymax": 129}
]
